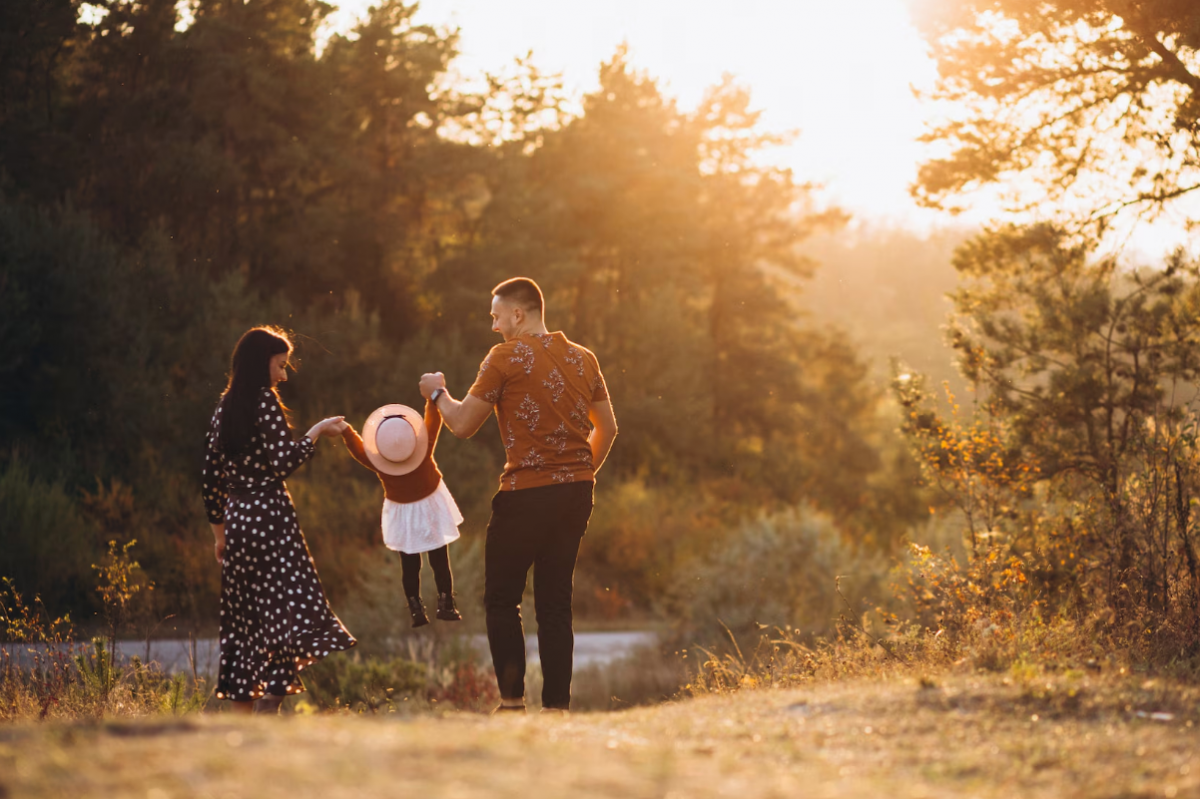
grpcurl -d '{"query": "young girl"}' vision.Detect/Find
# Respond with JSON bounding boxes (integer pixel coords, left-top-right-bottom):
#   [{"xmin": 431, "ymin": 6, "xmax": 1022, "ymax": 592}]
[{"xmin": 341, "ymin": 399, "xmax": 463, "ymax": 626}]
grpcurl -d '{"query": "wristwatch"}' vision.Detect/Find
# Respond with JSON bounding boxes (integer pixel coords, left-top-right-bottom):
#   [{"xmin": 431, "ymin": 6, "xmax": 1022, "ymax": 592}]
[{"xmin": 430, "ymin": 387, "xmax": 447, "ymax": 403}]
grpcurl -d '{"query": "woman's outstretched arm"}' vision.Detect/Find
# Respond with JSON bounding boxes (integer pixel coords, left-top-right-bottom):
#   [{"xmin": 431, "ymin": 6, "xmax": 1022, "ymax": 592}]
[{"xmin": 257, "ymin": 390, "xmax": 343, "ymax": 479}]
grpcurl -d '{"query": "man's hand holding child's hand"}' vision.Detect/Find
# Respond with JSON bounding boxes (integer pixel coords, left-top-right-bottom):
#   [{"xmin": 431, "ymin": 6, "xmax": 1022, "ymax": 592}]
[{"xmin": 419, "ymin": 372, "xmax": 446, "ymax": 400}]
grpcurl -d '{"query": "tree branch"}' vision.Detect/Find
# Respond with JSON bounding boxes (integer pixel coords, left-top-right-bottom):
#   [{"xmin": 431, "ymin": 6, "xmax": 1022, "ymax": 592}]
[
  {"xmin": 1092, "ymin": 183, "xmax": 1200, "ymax": 221},
  {"xmin": 1124, "ymin": 21, "xmax": 1200, "ymax": 94}
]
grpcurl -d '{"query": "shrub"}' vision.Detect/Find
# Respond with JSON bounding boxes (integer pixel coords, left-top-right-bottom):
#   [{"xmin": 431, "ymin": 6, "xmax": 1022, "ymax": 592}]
[
  {"xmin": 0, "ymin": 459, "xmax": 99, "ymax": 616},
  {"xmin": 0, "ymin": 579, "xmax": 210, "ymax": 721},
  {"xmin": 663, "ymin": 507, "xmax": 890, "ymax": 647},
  {"xmin": 298, "ymin": 651, "xmax": 428, "ymax": 713},
  {"xmin": 297, "ymin": 635, "xmax": 497, "ymax": 714}
]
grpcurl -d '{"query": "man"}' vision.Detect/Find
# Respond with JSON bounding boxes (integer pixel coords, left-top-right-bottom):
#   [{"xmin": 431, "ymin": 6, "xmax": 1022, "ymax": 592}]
[{"xmin": 418, "ymin": 277, "xmax": 618, "ymax": 713}]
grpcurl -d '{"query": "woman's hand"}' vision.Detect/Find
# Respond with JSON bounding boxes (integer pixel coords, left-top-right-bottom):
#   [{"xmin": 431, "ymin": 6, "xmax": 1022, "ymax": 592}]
[
  {"xmin": 211, "ymin": 523, "xmax": 226, "ymax": 565},
  {"xmin": 305, "ymin": 416, "xmax": 346, "ymax": 440}
]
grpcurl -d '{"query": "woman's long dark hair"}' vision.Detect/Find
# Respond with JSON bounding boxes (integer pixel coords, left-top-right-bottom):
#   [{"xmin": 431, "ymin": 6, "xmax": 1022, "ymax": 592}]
[{"xmin": 217, "ymin": 327, "xmax": 293, "ymax": 454}]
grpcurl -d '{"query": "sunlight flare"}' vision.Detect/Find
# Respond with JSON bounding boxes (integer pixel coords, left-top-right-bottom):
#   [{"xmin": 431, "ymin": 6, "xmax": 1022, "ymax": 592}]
[{"xmin": 323, "ymin": 0, "xmax": 940, "ymax": 224}]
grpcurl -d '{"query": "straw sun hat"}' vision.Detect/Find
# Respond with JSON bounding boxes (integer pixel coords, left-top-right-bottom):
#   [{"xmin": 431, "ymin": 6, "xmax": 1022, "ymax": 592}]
[{"xmin": 362, "ymin": 404, "xmax": 429, "ymax": 476}]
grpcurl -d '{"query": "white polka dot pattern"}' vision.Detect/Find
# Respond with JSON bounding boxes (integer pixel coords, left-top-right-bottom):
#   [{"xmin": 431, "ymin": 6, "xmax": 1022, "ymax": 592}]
[
  {"xmin": 202, "ymin": 389, "xmax": 317, "ymax": 524},
  {"xmin": 201, "ymin": 389, "xmax": 356, "ymax": 701}
]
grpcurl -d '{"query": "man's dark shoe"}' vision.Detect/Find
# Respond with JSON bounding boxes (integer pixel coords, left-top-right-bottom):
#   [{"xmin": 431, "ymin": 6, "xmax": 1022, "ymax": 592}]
[
  {"xmin": 491, "ymin": 703, "xmax": 526, "ymax": 715},
  {"xmin": 407, "ymin": 596, "xmax": 429, "ymax": 628},
  {"xmin": 436, "ymin": 592, "xmax": 463, "ymax": 622}
]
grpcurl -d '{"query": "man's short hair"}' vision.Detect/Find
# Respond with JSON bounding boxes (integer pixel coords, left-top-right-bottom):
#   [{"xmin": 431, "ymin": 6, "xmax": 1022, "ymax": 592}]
[{"xmin": 492, "ymin": 277, "xmax": 544, "ymax": 315}]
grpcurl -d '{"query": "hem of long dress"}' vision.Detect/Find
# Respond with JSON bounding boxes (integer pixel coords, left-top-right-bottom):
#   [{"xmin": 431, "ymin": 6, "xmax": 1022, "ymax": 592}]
[{"xmin": 216, "ymin": 638, "xmax": 357, "ymax": 702}]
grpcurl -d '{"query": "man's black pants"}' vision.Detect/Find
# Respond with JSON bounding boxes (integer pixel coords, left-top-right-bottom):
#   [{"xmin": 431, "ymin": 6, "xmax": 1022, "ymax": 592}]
[{"xmin": 484, "ymin": 481, "xmax": 593, "ymax": 710}]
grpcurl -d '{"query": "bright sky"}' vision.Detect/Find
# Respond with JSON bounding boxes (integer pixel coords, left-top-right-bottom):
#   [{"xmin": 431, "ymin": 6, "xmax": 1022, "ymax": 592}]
[{"xmin": 325, "ymin": 0, "xmax": 943, "ymax": 229}]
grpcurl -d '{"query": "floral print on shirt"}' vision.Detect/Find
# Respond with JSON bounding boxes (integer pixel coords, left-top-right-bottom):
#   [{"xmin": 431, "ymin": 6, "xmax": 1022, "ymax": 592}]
[
  {"xmin": 543, "ymin": 368, "xmax": 565, "ymax": 403},
  {"xmin": 564, "ymin": 346, "xmax": 586, "ymax": 377},
  {"xmin": 468, "ymin": 332, "xmax": 609, "ymax": 491},
  {"xmin": 509, "ymin": 341, "xmax": 536, "ymax": 375}
]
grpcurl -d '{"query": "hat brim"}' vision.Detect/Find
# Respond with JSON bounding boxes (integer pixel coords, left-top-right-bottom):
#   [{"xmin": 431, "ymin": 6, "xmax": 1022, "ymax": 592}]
[{"xmin": 362, "ymin": 404, "xmax": 429, "ymax": 476}]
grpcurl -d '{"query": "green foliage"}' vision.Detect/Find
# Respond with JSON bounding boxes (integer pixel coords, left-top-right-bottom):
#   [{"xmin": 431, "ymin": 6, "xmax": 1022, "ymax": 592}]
[
  {"xmin": 900, "ymin": 543, "xmax": 1034, "ymax": 642},
  {"xmin": 946, "ymin": 227, "xmax": 1200, "ymax": 489},
  {"xmin": 891, "ymin": 224, "xmax": 1200, "ymax": 665},
  {"xmin": 63, "ymin": 637, "xmax": 212, "ymax": 718},
  {"xmin": 663, "ymin": 508, "xmax": 890, "ymax": 645},
  {"xmin": 299, "ymin": 651, "xmax": 429, "ymax": 713},
  {"xmin": 156, "ymin": 671, "xmax": 208, "ymax": 715},
  {"xmin": 895, "ymin": 377, "xmax": 1040, "ymax": 556},
  {"xmin": 0, "ymin": 459, "xmax": 98, "ymax": 614},
  {"xmin": 462, "ymin": 52, "xmax": 864, "ymax": 497},
  {"xmin": 295, "ymin": 641, "xmax": 502, "ymax": 715},
  {"xmin": 74, "ymin": 637, "xmax": 118, "ymax": 699},
  {"xmin": 92, "ymin": 539, "xmax": 154, "ymax": 641},
  {"xmin": 1, "ymin": 578, "xmax": 210, "ymax": 721},
  {"xmin": 0, "ymin": 577, "xmax": 73, "ymax": 645},
  {"xmin": 0, "ymin": 576, "xmax": 78, "ymax": 719},
  {"xmin": 895, "ymin": 1, "xmax": 1200, "ymax": 670},
  {"xmin": 576, "ymin": 479, "xmax": 740, "ymax": 619},
  {"xmin": 0, "ymin": 0, "xmax": 919, "ymax": 636}
]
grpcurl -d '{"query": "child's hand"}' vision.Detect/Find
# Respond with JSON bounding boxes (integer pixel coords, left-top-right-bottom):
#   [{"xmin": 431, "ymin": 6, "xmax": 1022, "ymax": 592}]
[
  {"xmin": 306, "ymin": 416, "xmax": 346, "ymax": 440},
  {"xmin": 333, "ymin": 419, "xmax": 350, "ymax": 434},
  {"xmin": 419, "ymin": 372, "xmax": 446, "ymax": 399}
]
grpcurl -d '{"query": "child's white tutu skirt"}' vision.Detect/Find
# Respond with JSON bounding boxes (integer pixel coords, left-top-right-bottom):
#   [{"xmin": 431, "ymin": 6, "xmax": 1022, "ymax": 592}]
[{"xmin": 381, "ymin": 480, "xmax": 463, "ymax": 554}]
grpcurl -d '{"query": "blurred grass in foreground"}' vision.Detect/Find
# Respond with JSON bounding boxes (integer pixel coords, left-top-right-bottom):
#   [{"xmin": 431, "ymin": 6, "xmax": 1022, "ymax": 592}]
[{"xmin": 4, "ymin": 670, "xmax": 1199, "ymax": 799}]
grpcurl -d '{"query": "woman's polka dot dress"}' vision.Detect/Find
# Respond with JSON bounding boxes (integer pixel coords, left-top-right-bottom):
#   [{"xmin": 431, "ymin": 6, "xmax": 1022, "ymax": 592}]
[{"xmin": 202, "ymin": 388, "xmax": 356, "ymax": 701}]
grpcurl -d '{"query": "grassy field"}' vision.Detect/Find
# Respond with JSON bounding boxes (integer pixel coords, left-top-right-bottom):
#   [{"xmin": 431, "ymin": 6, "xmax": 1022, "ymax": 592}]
[{"xmin": 3, "ymin": 669, "xmax": 1200, "ymax": 798}]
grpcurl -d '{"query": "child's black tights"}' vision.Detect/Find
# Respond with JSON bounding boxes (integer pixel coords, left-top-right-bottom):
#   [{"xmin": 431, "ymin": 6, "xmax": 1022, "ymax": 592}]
[{"xmin": 400, "ymin": 546, "xmax": 453, "ymax": 598}]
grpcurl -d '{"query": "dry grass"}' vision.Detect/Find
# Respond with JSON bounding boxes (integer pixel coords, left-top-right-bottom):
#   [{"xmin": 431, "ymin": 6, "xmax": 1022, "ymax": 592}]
[{"xmin": 3, "ymin": 668, "xmax": 1199, "ymax": 798}]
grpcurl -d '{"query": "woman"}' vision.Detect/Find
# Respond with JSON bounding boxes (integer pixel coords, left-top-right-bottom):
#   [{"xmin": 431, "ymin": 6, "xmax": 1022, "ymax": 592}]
[{"xmin": 202, "ymin": 326, "xmax": 356, "ymax": 714}]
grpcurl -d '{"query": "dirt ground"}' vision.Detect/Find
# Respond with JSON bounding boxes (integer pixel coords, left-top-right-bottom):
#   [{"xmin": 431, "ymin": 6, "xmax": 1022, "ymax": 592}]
[{"xmin": 3, "ymin": 671, "xmax": 1199, "ymax": 798}]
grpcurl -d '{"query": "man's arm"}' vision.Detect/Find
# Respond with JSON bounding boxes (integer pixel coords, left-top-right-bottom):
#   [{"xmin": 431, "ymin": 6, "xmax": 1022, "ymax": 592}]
[
  {"xmin": 420, "ymin": 372, "xmax": 493, "ymax": 438},
  {"xmin": 436, "ymin": 393, "xmax": 494, "ymax": 439},
  {"xmin": 588, "ymin": 400, "xmax": 618, "ymax": 474}
]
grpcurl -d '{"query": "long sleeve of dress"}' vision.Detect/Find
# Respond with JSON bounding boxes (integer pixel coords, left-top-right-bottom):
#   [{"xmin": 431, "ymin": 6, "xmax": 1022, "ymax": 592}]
[
  {"xmin": 202, "ymin": 409, "xmax": 229, "ymax": 525},
  {"xmin": 258, "ymin": 390, "xmax": 315, "ymax": 480}
]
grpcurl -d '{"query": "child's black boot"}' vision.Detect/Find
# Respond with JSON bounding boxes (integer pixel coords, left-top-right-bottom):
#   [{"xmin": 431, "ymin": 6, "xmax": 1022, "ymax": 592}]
[
  {"xmin": 436, "ymin": 592, "xmax": 462, "ymax": 622},
  {"xmin": 408, "ymin": 596, "xmax": 429, "ymax": 627}
]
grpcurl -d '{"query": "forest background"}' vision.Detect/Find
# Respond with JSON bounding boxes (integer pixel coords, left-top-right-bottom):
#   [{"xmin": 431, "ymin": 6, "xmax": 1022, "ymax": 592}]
[{"xmin": 4, "ymin": 0, "xmax": 1200, "ymax": 675}]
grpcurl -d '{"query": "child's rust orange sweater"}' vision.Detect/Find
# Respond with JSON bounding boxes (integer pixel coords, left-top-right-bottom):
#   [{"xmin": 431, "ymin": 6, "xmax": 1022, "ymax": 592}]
[{"xmin": 341, "ymin": 400, "xmax": 444, "ymax": 503}]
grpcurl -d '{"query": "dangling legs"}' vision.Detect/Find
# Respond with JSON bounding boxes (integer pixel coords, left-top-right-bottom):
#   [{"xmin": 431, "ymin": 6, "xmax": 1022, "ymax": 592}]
[
  {"xmin": 427, "ymin": 546, "xmax": 454, "ymax": 594},
  {"xmin": 400, "ymin": 551, "xmax": 428, "ymax": 627},
  {"xmin": 428, "ymin": 546, "xmax": 462, "ymax": 621}
]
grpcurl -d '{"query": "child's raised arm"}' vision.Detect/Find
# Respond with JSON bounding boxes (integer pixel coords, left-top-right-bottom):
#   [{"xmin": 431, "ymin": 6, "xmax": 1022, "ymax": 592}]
[
  {"xmin": 423, "ymin": 398, "xmax": 442, "ymax": 449},
  {"xmin": 341, "ymin": 424, "xmax": 375, "ymax": 471}
]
